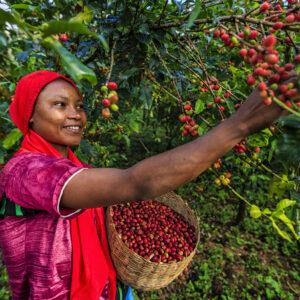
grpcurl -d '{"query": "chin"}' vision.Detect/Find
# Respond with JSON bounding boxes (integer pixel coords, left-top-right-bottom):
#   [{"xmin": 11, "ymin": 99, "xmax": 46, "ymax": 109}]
[{"xmin": 67, "ymin": 139, "xmax": 82, "ymax": 147}]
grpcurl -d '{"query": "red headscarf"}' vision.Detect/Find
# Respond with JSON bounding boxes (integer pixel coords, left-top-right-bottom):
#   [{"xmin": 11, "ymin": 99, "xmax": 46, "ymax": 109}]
[{"xmin": 9, "ymin": 70, "xmax": 116, "ymax": 300}]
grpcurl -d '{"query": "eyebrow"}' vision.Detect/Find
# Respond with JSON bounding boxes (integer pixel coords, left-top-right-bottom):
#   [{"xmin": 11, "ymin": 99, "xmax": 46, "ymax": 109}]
[{"xmin": 52, "ymin": 95, "xmax": 82, "ymax": 102}]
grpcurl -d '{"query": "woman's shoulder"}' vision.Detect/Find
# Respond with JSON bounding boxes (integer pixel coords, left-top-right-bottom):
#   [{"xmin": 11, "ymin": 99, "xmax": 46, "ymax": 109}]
[
  {"xmin": 1, "ymin": 152, "xmax": 85, "ymax": 180},
  {"xmin": 2, "ymin": 152, "xmax": 63, "ymax": 173}
]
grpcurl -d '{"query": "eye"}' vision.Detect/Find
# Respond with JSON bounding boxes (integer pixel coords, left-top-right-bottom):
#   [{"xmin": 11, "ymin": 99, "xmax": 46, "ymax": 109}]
[
  {"xmin": 54, "ymin": 101, "xmax": 66, "ymax": 107},
  {"xmin": 76, "ymin": 103, "xmax": 85, "ymax": 110}
]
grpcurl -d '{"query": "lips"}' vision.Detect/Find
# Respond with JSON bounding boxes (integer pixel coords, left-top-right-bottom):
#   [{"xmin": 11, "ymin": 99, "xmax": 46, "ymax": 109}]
[{"xmin": 63, "ymin": 125, "xmax": 82, "ymax": 133}]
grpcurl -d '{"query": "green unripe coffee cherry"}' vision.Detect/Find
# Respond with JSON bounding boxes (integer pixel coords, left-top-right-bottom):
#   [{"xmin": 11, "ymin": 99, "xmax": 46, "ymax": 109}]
[
  {"xmin": 287, "ymin": 82, "xmax": 294, "ymax": 90},
  {"xmin": 108, "ymin": 91, "xmax": 117, "ymax": 98},
  {"xmin": 270, "ymin": 83, "xmax": 278, "ymax": 91},
  {"xmin": 101, "ymin": 85, "xmax": 108, "ymax": 93},
  {"xmin": 231, "ymin": 37, "xmax": 239, "ymax": 46},
  {"xmin": 219, "ymin": 175, "xmax": 225, "ymax": 181},
  {"xmin": 110, "ymin": 103, "xmax": 119, "ymax": 111},
  {"xmin": 250, "ymin": 40, "xmax": 257, "ymax": 45},
  {"xmin": 244, "ymin": 28, "xmax": 250, "ymax": 36}
]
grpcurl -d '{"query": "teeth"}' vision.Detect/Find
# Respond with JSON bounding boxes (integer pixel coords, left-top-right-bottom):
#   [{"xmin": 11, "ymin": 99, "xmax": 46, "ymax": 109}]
[{"xmin": 65, "ymin": 126, "xmax": 80, "ymax": 130}]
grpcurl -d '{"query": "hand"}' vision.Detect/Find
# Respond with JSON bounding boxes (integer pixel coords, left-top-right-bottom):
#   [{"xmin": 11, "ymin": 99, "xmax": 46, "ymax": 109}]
[{"xmin": 230, "ymin": 72, "xmax": 299, "ymax": 137}]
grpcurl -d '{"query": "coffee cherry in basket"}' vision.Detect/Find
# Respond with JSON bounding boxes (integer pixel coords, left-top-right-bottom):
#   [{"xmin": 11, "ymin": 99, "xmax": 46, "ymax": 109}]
[{"xmin": 112, "ymin": 200, "xmax": 197, "ymax": 263}]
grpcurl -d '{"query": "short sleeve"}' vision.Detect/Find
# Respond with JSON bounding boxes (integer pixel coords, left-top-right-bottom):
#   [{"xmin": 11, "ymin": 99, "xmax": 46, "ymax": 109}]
[{"xmin": 1, "ymin": 152, "xmax": 86, "ymax": 219}]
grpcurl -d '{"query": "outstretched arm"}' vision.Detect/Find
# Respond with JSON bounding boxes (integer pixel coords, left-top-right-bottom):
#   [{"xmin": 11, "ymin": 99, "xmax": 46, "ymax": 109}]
[{"xmin": 61, "ymin": 75, "xmax": 299, "ymax": 209}]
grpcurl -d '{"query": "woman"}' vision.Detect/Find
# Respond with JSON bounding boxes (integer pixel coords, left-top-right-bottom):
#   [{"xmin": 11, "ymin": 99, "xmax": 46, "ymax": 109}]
[{"xmin": 0, "ymin": 70, "xmax": 298, "ymax": 299}]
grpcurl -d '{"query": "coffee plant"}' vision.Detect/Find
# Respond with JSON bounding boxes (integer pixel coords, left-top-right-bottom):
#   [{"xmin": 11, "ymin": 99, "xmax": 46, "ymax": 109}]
[{"xmin": 0, "ymin": 0, "xmax": 300, "ymax": 298}]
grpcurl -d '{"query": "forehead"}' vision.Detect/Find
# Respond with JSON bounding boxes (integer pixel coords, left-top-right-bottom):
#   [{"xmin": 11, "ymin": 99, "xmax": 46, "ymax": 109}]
[{"xmin": 38, "ymin": 79, "xmax": 80, "ymax": 99}]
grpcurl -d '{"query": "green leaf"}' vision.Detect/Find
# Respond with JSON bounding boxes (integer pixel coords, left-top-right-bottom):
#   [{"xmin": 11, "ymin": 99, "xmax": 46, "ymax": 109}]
[
  {"xmin": 123, "ymin": 135, "xmax": 131, "ymax": 149},
  {"xmin": 268, "ymin": 174, "xmax": 296, "ymax": 199},
  {"xmin": 198, "ymin": 122, "xmax": 208, "ymax": 136},
  {"xmin": 3, "ymin": 128, "xmax": 22, "ymax": 149},
  {"xmin": 42, "ymin": 37, "xmax": 97, "ymax": 85},
  {"xmin": 263, "ymin": 208, "xmax": 272, "ymax": 215},
  {"xmin": 0, "ymin": 33, "xmax": 7, "ymax": 47},
  {"xmin": 0, "ymin": 8, "xmax": 17, "ymax": 25},
  {"xmin": 0, "ymin": 8, "xmax": 37, "ymax": 31},
  {"xmin": 272, "ymin": 211, "xmax": 299, "ymax": 240},
  {"xmin": 186, "ymin": 1, "xmax": 201, "ymax": 28},
  {"xmin": 195, "ymin": 99, "xmax": 205, "ymax": 114},
  {"xmin": 10, "ymin": 4, "xmax": 36, "ymax": 11},
  {"xmin": 0, "ymin": 145, "xmax": 7, "ymax": 164},
  {"xmin": 138, "ymin": 23, "xmax": 150, "ymax": 35},
  {"xmin": 140, "ymin": 84, "xmax": 153, "ymax": 110},
  {"xmin": 280, "ymin": 115, "xmax": 300, "ymax": 129},
  {"xmin": 250, "ymin": 205, "xmax": 261, "ymax": 218},
  {"xmin": 129, "ymin": 119, "xmax": 139, "ymax": 133},
  {"xmin": 79, "ymin": 139, "xmax": 98, "ymax": 159},
  {"xmin": 275, "ymin": 116, "xmax": 300, "ymax": 163},
  {"xmin": 247, "ymin": 129, "xmax": 272, "ymax": 147},
  {"xmin": 41, "ymin": 20, "xmax": 108, "ymax": 51},
  {"xmin": 276, "ymin": 199, "xmax": 296, "ymax": 211},
  {"xmin": 70, "ymin": 6, "xmax": 94, "ymax": 23},
  {"xmin": 269, "ymin": 217, "xmax": 292, "ymax": 242}
]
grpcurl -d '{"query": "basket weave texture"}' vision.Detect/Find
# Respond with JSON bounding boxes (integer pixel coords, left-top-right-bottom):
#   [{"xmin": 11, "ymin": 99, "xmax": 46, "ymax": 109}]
[{"xmin": 105, "ymin": 191, "xmax": 200, "ymax": 291}]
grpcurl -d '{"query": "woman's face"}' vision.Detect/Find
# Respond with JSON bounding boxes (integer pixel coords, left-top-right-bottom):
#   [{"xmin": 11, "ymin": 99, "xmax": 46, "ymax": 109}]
[{"xmin": 29, "ymin": 79, "xmax": 87, "ymax": 157}]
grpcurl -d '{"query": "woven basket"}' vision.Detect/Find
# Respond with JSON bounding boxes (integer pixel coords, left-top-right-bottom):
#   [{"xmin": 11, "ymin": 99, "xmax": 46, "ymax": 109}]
[{"xmin": 105, "ymin": 191, "xmax": 200, "ymax": 291}]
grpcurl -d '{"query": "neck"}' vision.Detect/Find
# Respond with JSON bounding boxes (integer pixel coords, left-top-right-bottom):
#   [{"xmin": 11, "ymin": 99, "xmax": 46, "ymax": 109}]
[{"xmin": 47, "ymin": 141, "xmax": 69, "ymax": 158}]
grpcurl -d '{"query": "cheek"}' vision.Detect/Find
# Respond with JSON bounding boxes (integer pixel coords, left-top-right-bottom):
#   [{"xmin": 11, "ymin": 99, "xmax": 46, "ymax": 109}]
[
  {"xmin": 34, "ymin": 110, "xmax": 65, "ymax": 132},
  {"xmin": 82, "ymin": 114, "xmax": 87, "ymax": 126}
]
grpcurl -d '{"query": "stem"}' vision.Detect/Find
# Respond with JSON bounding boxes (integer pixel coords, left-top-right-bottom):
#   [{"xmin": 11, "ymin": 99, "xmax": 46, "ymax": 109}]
[
  {"xmin": 284, "ymin": 28, "xmax": 299, "ymax": 54},
  {"xmin": 145, "ymin": 74, "xmax": 182, "ymax": 104},
  {"xmin": 227, "ymin": 184, "xmax": 252, "ymax": 206},
  {"xmin": 152, "ymin": 41, "xmax": 183, "ymax": 104},
  {"xmin": 272, "ymin": 97, "xmax": 300, "ymax": 118},
  {"xmin": 0, "ymin": 116, "xmax": 13, "ymax": 123},
  {"xmin": 260, "ymin": 163, "xmax": 286, "ymax": 181},
  {"xmin": 106, "ymin": 40, "xmax": 117, "ymax": 85},
  {"xmin": 157, "ymin": 0, "xmax": 168, "ymax": 26},
  {"xmin": 151, "ymin": 10, "xmax": 300, "ymax": 33}
]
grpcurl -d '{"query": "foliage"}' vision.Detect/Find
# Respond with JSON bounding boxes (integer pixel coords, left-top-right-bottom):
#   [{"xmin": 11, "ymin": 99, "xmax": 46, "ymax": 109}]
[{"xmin": 0, "ymin": 0, "xmax": 300, "ymax": 298}]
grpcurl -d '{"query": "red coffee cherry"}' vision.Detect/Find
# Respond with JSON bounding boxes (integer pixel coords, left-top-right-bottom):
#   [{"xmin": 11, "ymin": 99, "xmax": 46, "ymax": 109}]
[
  {"xmin": 247, "ymin": 74, "xmax": 256, "ymax": 86},
  {"xmin": 240, "ymin": 49, "xmax": 247, "ymax": 57},
  {"xmin": 285, "ymin": 14, "xmax": 295, "ymax": 23},
  {"xmin": 107, "ymin": 82, "xmax": 118, "ymax": 90},
  {"xmin": 248, "ymin": 30, "xmax": 258, "ymax": 40},
  {"xmin": 258, "ymin": 82, "xmax": 267, "ymax": 91},
  {"xmin": 262, "ymin": 35, "xmax": 277, "ymax": 48}
]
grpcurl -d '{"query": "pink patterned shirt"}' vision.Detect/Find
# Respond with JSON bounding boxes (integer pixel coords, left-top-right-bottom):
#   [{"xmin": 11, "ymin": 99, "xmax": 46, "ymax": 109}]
[{"xmin": 0, "ymin": 152, "xmax": 108, "ymax": 300}]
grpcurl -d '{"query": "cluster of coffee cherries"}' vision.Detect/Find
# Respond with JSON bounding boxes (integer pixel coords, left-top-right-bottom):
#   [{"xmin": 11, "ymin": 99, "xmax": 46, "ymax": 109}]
[
  {"xmin": 112, "ymin": 200, "xmax": 197, "ymax": 263},
  {"xmin": 205, "ymin": 80, "xmax": 231, "ymax": 112},
  {"xmin": 99, "ymin": 81, "xmax": 119, "ymax": 118},
  {"xmin": 179, "ymin": 104, "xmax": 199, "ymax": 137},
  {"xmin": 214, "ymin": 172, "xmax": 231, "ymax": 186},
  {"xmin": 234, "ymin": 140, "xmax": 248, "ymax": 154},
  {"xmin": 213, "ymin": 1, "xmax": 300, "ymax": 109},
  {"xmin": 213, "ymin": 158, "xmax": 222, "ymax": 169}
]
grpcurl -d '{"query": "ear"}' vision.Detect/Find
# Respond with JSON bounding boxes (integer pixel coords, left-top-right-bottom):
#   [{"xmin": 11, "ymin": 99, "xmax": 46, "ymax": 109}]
[{"xmin": 29, "ymin": 115, "xmax": 34, "ymax": 125}]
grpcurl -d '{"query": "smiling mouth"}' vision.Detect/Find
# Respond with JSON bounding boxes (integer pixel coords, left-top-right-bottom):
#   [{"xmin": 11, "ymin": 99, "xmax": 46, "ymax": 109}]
[{"xmin": 63, "ymin": 125, "xmax": 82, "ymax": 133}]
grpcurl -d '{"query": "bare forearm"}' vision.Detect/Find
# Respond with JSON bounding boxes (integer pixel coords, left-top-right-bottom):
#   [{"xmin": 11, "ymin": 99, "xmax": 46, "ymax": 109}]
[
  {"xmin": 129, "ymin": 115, "xmax": 245, "ymax": 200},
  {"xmin": 62, "ymin": 116, "xmax": 245, "ymax": 209}
]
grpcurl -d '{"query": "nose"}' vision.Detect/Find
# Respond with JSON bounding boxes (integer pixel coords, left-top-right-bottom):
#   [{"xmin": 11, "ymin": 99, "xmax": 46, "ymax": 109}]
[{"xmin": 67, "ymin": 105, "xmax": 81, "ymax": 120}]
